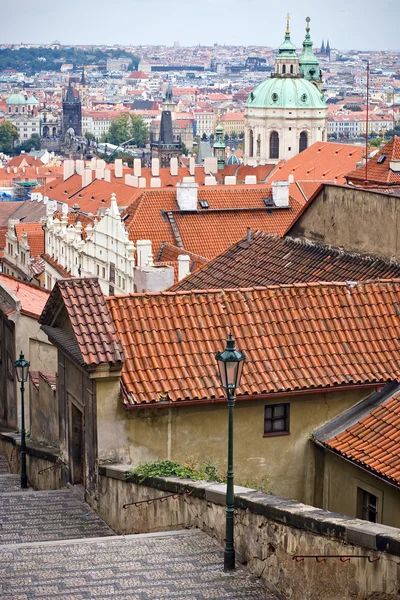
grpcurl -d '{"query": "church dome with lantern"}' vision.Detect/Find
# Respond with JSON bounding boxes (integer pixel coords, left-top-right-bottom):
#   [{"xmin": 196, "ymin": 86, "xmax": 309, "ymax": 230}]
[{"xmin": 244, "ymin": 16, "xmax": 328, "ymax": 165}]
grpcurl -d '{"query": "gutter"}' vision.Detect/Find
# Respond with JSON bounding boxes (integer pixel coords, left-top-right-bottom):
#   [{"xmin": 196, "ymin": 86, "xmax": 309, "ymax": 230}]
[{"xmin": 124, "ymin": 382, "xmax": 381, "ymax": 411}]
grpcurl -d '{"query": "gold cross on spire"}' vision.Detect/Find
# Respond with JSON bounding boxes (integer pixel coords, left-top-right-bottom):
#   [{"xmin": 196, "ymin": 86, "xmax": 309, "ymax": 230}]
[{"xmin": 286, "ymin": 13, "xmax": 290, "ymax": 35}]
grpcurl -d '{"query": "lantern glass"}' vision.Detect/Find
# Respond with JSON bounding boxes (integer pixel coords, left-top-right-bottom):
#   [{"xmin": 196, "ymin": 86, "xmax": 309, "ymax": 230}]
[
  {"xmin": 14, "ymin": 352, "xmax": 30, "ymax": 383},
  {"xmin": 215, "ymin": 334, "xmax": 246, "ymax": 392}
]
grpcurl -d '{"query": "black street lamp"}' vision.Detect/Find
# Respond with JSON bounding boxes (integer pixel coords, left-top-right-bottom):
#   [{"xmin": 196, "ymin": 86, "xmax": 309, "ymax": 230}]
[
  {"xmin": 215, "ymin": 333, "xmax": 246, "ymax": 571},
  {"xmin": 14, "ymin": 351, "xmax": 30, "ymax": 489}
]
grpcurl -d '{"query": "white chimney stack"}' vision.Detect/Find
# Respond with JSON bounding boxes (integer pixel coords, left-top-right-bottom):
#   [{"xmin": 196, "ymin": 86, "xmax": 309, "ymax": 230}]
[
  {"xmin": 189, "ymin": 157, "xmax": 195, "ymax": 176},
  {"xmin": 176, "ymin": 181, "xmax": 198, "ymax": 211},
  {"xmin": 96, "ymin": 159, "xmax": 106, "ymax": 170},
  {"xmin": 390, "ymin": 159, "xmax": 400, "ymax": 173},
  {"xmin": 150, "ymin": 177, "xmax": 161, "ymax": 188},
  {"xmin": 136, "ymin": 239, "xmax": 153, "ymax": 268},
  {"xmin": 224, "ymin": 176, "xmax": 236, "ymax": 185},
  {"xmin": 170, "ymin": 157, "xmax": 178, "ymax": 176},
  {"xmin": 95, "ymin": 168, "xmax": 105, "ymax": 180},
  {"xmin": 272, "ymin": 181, "xmax": 290, "ymax": 207},
  {"xmin": 114, "ymin": 158, "xmax": 123, "ymax": 178},
  {"xmin": 244, "ymin": 175, "xmax": 257, "ymax": 185},
  {"xmin": 178, "ymin": 255, "xmax": 191, "ymax": 281},
  {"xmin": 63, "ymin": 159, "xmax": 75, "ymax": 180},
  {"xmin": 81, "ymin": 168, "xmax": 93, "ymax": 188},
  {"xmin": 104, "ymin": 170, "xmax": 111, "ymax": 183},
  {"xmin": 151, "ymin": 158, "xmax": 160, "ymax": 176},
  {"xmin": 133, "ymin": 158, "xmax": 142, "ymax": 177},
  {"xmin": 75, "ymin": 159, "xmax": 84, "ymax": 175},
  {"xmin": 204, "ymin": 175, "xmax": 217, "ymax": 186}
]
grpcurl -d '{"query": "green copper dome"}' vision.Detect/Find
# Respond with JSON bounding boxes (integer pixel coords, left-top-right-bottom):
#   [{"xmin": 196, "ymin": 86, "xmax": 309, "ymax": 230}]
[
  {"xmin": 246, "ymin": 76, "xmax": 326, "ymax": 110},
  {"xmin": 27, "ymin": 95, "xmax": 39, "ymax": 105},
  {"xmin": 6, "ymin": 93, "xmax": 26, "ymax": 105}
]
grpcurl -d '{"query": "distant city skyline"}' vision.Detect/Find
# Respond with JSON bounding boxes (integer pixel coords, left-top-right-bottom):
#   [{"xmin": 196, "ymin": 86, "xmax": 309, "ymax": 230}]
[{"xmin": 2, "ymin": 0, "xmax": 399, "ymax": 51}]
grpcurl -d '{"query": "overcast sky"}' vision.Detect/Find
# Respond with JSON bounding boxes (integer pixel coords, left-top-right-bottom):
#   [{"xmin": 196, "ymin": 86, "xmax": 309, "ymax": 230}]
[{"xmin": 3, "ymin": 0, "xmax": 399, "ymax": 51}]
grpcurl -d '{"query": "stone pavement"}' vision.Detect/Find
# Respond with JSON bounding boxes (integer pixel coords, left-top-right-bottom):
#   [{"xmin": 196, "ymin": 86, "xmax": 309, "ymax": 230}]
[{"xmin": 0, "ymin": 455, "xmax": 278, "ymax": 599}]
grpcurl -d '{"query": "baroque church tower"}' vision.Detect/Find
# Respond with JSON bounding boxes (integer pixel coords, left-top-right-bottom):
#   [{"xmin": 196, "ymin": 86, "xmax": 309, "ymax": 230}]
[{"xmin": 244, "ymin": 16, "xmax": 327, "ymax": 165}]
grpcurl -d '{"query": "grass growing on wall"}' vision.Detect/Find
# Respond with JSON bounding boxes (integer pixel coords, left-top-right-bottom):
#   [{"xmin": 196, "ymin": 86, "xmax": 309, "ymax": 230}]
[{"xmin": 127, "ymin": 459, "xmax": 225, "ymax": 484}]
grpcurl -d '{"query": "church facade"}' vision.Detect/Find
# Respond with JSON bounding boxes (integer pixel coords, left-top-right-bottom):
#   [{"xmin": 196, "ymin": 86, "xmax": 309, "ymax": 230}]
[{"xmin": 244, "ymin": 17, "xmax": 328, "ymax": 165}]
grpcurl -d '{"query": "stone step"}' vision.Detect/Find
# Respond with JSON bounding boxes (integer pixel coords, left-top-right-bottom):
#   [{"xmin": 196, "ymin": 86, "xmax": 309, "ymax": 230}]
[
  {"xmin": 0, "ymin": 529, "xmax": 277, "ymax": 599},
  {"xmin": 0, "ymin": 474, "xmax": 22, "ymax": 494},
  {"xmin": 0, "ymin": 456, "xmax": 9, "ymax": 475},
  {"xmin": 0, "ymin": 488, "xmax": 115, "ymax": 545}
]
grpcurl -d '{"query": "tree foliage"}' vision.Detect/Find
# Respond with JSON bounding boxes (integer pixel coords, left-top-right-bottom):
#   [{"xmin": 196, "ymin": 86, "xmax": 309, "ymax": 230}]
[
  {"xmin": 104, "ymin": 113, "xmax": 148, "ymax": 147},
  {"xmin": 0, "ymin": 121, "xmax": 18, "ymax": 153},
  {"xmin": 13, "ymin": 134, "xmax": 41, "ymax": 154},
  {"xmin": 0, "ymin": 47, "xmax": 139, "ymax": 75}
]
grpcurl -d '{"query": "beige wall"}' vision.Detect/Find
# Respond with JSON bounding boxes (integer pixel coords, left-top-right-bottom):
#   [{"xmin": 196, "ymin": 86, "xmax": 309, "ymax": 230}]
[
  {"xmin": 30, "ymin": 375, "xmax": 58, "ymax": 447},
  {"xmin": 289, "ymin": 184, "xmax": 400, "ymax": 260},
  {"xmin": 315, "ymin": 447, "xmax": 400, "ymax": 528},
  {"xmin": 96, "ymin": 384, "xmax": 372, "ymax": 504}
]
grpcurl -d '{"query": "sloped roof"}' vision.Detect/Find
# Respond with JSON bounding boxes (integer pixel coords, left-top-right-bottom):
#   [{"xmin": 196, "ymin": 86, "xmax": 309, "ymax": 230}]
[
  {"xmin": 170, "ymin": 231, "xmax": 400, "ymax": 291},
  {"xmin": 268, "ymin": 142, "xmax": 364, "ymax": 185},
  {"xmin": 0, "ymin": 274, "xmax": 50, "ymax": 318},
  {"xmin": 156, "ymin": 242, "xmax": 208, "ymax": 272},
  {"xmin": 107, "ymin": 280, "xmax": 400, "ymax": 406},
  {"xmin": 15, "ymin": 222, "xmax": 45, "ymax": 259},
  {"xmin": 314, "ymin": 383, "xmax": 400, "ymax": 487},
  {"xmin": 40, "ymin": 278, "xmax": 124, "ymax": 367},
  {"xmin": 122, "ymin": 187, "xmax": 302, "ymax": 260},
  {"xmin": 346, "ymin": 136, "xmax": 400, "ymax": 186}
]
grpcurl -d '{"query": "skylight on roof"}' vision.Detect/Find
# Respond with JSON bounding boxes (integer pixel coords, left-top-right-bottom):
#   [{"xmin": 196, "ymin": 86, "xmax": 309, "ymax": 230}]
[
  {"xmin": 262, "ymin": 197, "xmax": 274, "ymax": 207},
  {"xmin": 377, "ymin": 154, "xmax": 387, "ymax": 164},
  {"xmin": 199, "ymin": 200, "xmax": 209, "ymax": 209}
]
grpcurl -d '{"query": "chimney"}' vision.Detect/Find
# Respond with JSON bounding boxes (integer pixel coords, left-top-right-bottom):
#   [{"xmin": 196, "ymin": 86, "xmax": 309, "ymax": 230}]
[
  {"xmin": 246, "ymin": 227, "xmax": 251, "ymax": 243},
  {"xmin": 170, "ymin": 157, "xmax": 178, "ymax": 176},
  {"xmin": 204, "ymin": 175, "xmax": 217, "ymax": 186},
  {"xmin": 176, "ymin": 181, "xmax": 198, "ymax": 211},
  {"xmin": 133, "ymin": 158, "xmax": 142, "ymax": 177},
  {"xmin": 75, "ymin": 159, "xmax": 84, "ymax": 175},
  {"xmin": 150, "ymin": 177, "xmax": 161, "ymax": 188},
  {"xmin": 90, "ymin": 157, "xmax": 97, "ymax": 170},
  {"xmin": 272, "ymin": 181, "xmax": 290, "ymax": 207},
  {"xmin": 138, "ymin": 177, "xmax": 146, "ymax": 188},
  {"xmin": 390, "ymin": 159, "xmax": 400, "ymax": 173},
  {"xmin": 63, "ymin": 159, "xmax": 75, "ymax": 180},
  {"xmin": 96, "ymin": 159, "xmax": 106, "ymax": 170},
  {"xmin": 114, "ymin": 158, "xmax": 123, "ymax": 178},
  {"xmin": 81, "ymin": 168, "xmax": 93, "ymax": 188},
  {"xmin": 244, "ymin": 175, "xmax": 257, "ymax": 185},
  {"xmin": 204, "ymin": 156, "xmax": 218, "ymax": 174},
  {"xmin": 178, "ymin": 255, "xmax": 191, "ymax": 280},
  {"xmin": 189, "ymin": 156, "xmax": 195, "ymax": 176},
  {"xmin": 224, "ymin": 176, "xmax": 236, "ymax": 185},
  {"xmin": 95, "ymin": 168, "xmax": 105, "ymax": 180},
  {"xmin": 151, "ymin": 158, "xmax": 160, "ymax": 176},
  {"xmin": 6, "ymin": 167, "xmax": 10, "ymax": 174},
  {"xmin": 104, "ymin": 170, "xmax": 111, "ymax": 183},
  {"xmin": 136, "ymin": 239, "xmax": 153, "ymax": 268}
]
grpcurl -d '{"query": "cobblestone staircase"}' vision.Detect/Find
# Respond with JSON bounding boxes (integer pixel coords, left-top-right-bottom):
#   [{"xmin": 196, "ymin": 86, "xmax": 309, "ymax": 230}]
[{"xmin": 0, "ymin": 455, "xmax": 277, "ymax": 599}]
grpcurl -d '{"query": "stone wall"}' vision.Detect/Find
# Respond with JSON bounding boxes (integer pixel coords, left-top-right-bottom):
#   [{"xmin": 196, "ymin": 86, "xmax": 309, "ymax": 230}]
[{"xmin": 96, "ymin": 465, "xmax": 400, "ymax": 600}]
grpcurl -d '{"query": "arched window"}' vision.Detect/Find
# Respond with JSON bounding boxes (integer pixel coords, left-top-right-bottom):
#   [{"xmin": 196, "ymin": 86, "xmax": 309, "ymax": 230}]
[
  {"xmin": 249, "ymin": 129, "xmax": 254, "ymax": 157},
  {"xmin": 256, "ymin": 134, "xmax": 261, "ymax": 157},
  {"xmin": 282, "ymin": 64, "xmax": 286, "ymax": 74},
  {"xmin": 299, "ymin": 131, "xmax": 308, "ymax": 153},
  {"xmin": 270, "ymin": 132, "xmax": 279, "ymax": 159},
  {"xmin": 290, "ymin": 64, "xmax": 294, "ymax": 74}
]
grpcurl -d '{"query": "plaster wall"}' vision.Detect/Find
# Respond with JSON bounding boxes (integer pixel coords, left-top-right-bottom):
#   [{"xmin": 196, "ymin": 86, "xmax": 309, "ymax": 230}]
[
  {"xmin": 30, "ymin": 376, "xmax": 58, "ymax": 447},
  {"xmin": 289, "ymin": 185, "xmax": 400, "ymax": 260},
  {"xmin": 95, "ymin": 470, "xmax": 400, "ymax": 600},
  {"xmin": 96, "ymin": 386, "xmax": 372, "ymax": 504},
  {"xmin": 314, "ymin": 447, "xmax": 400, "ymax": 529}
]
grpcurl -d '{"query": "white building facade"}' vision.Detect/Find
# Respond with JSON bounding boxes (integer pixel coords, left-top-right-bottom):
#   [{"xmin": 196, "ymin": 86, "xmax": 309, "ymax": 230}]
[{"xmin": 244, "ymin": 18, "xmax": 328, "ymax": 165}]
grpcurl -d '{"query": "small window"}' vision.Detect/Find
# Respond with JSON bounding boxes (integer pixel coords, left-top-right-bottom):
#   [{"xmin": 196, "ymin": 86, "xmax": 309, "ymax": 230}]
[
  {"xmin": 377, "ymin": 154, "xmax": 387, "ymax": 164},
  {"xmin": 357, "ymin": 488, "xmax": 378, "ymax": 523},
  {"xmin": 199, "ymin": 200, "xmax": 209, "ymax": 209},
  {"xmin": 96, "ymin": 264, "xmax": 99, "ymax": 276},
  {"xmin": 102, "ymin": 267, "xmax": 106, "ymax": 278},
  {"xmin": 264, "ymin": 403, "xmax": 290, "ymax": 436}
]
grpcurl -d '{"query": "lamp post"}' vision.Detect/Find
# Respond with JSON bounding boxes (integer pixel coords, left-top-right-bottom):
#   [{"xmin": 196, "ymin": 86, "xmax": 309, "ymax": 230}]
[
  {"xmin": 14, "ymin": 352, "xmax": 30, "ymax": 489},
  {"xmin": 215, "ymin": 333, "xmax": 246, "ymax": 571}
]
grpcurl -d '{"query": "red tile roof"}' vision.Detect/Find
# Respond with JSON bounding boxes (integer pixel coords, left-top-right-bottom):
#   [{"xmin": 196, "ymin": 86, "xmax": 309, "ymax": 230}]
[
  {"xmin": 170, "ymin": 231, "xmax": 400, "ymax": 291},
  {"xmin": 107, "ymin": 280, "xmax": 400, "ymax": 406},
  {"xmin": 268, "ymin": 142, "xmax": 364, "ymax": 186},
  {"xmin": 122, "ymin": 187, "xmax": 302, "ymax": 260},
  {"xmin": 42, "ymin": 254, "xmax": 72, "ymax": 278},
  {"xmin": 346, "ymin": 136, "xmax": 400, "ymax": 186},
  {"xmin": 320, "ymin": 388, "xmax": 400, "ymax": 486},
  {"xmin": 0, "ymin": 274, "xmax": 50, "ymax": 318},
  {"xmin": 15, "ymin": 223, "xmax": 45, "ymax": 259},
  {"xmin": 40, "ymin": 278, "xmax": 124, "ymax": 367}
]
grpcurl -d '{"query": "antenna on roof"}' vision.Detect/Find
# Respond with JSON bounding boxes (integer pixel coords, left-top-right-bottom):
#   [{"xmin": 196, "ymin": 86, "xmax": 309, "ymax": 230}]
[{"xmin": 364, "ymin": 61, "xmax": 370, "ymax": 185}]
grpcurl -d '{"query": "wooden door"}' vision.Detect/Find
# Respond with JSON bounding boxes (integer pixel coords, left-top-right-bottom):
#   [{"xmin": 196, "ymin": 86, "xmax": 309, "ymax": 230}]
[{"xmin": 71, "ymin": 403, "xmax": 84, "ymax": 484}]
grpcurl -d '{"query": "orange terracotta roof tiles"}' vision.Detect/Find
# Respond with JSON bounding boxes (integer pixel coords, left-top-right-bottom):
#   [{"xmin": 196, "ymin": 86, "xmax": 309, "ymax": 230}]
[
  {"xmin": 268, "ymin": 142, "xmax": 364, "ymax": 185},
  {"xmin": 170, "ymin": 231, "xmax": 400, "ymax": 292},
  {"xmin": 107, "ymin": 280, "xmax": 400, "ymax": 406},
  {"xmin": 316, "ymin": 384, "xmax": 400, "ymax": 486},
  {"xmin": 122, "ymin": 187, "xmax": 302, "ymax": 259},
  {"xmin": 156, "ymin": 242, "xmax": 208, "ymax": 271},
  {"xmin": 346, "ymin": 136, "xmax": 400, "ymax": 186},
  {"xmin": 42, "ymin": 254, "xmax": 72, "ymax": 278},
  {"xmin": 15, "ymin": 222, "xmax": 45, "ymax": 259},
  {"xmin": 40, "ymin": 278, "xmax": 124, "ymax": 367},
  {"xmin": 0, "ymin": 274, "xmax": 50, "ymax": 318}
]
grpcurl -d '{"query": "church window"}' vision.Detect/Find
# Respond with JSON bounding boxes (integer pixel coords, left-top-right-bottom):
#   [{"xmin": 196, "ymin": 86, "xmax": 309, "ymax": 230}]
[
  {"xmin": 290, "ymin": 65, "xmax": 294, "ymax": 74},
  {"xmin": 301, "ymin": 93, "xmax": 308, "ymax": 103},
  {"xmin": 282, "ymin": 64, "xmax": 286, "ymax": 74},
  {"xmin": 249, "ymin": 129, "xmax": 254, "ymax": 158},
  {"xmin": 299, "ymin": 131, "xmax": 308, "ymax": 153},
  {"xmin": 8, "ymin": 107, "xmax": 11, "ymax": 113},
  {"xmin": 269, "ymin": 132, "xmax": 279, "ymax": 159},
  {"xmin": 15, "ymin": 107, "xmax": 18, "ymax": 113}
]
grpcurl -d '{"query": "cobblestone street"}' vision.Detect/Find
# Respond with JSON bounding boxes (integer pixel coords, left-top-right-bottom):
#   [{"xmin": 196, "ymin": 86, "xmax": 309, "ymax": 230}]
[{"xmin": 0, "ymin": 457, "xmax": 278, "ymax": 599}]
